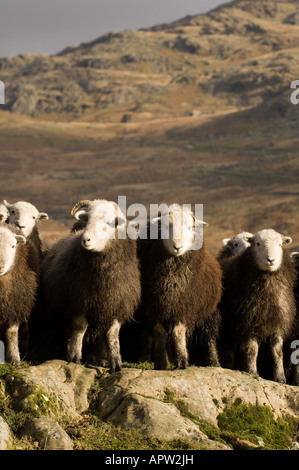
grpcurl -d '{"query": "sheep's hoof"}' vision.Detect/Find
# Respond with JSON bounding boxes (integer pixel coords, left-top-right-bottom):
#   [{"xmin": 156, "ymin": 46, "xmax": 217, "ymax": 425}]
[
  {"xmin": 66, "ymin": 354, "xmax": 81, "ymax": 364},
  {"xmin": 274, "ymin": 375, "xmax": 286, "ymax": 384},
  {"xmin": 176, "ymin": 363, "xmax": 188, "ymax": 370}
]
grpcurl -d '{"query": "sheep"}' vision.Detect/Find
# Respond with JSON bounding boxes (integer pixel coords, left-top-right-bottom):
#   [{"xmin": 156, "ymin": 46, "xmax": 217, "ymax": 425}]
[
  {"xmin": 286, "ymin": 252, "xmax": 299, "ymax": 385},
  {"xmin": 217, "ymin": 231, "xmax": 253, "ymax": 260},
  {"xmin": 137, "ymin": 203, "xmax": 223, "ymax": 370},
  {"xmin": 40, "ymin": 199, "xmax": 141, "ymax": 372},
  {"xmin": 3, "ymin": 200, "xmax": 48, "ymax": 259},
  {"xmin": 0, "ymin": 225, "xmax": 38, "ymax": 362},
  {"xmin": 220, "ymin": 229, "xmax": 297, "ymax": 383},
  {"xmin": 0, "ymin": 204, "xmax": 9, "ymax": 224}
]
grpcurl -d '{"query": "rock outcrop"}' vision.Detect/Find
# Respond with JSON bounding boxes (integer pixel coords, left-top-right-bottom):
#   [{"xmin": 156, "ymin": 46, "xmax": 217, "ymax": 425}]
[{"xmin": 1, "ymin": 361, "xmax": 299, "ymax": 450}]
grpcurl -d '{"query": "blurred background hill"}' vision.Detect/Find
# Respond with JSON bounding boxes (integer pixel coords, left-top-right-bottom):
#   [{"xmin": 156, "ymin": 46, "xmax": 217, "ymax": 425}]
[{"xmin": 0, "ymin": 0, "xmax": 298, "ymax": 252}]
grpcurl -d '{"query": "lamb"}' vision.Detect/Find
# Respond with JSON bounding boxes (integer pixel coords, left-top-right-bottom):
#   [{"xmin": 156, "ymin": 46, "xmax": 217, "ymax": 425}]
[
  {"xmin": 0, "ymin": 225, "xmax": 38, "ymax": 362},
  {"xmin": 137, "ymin": 203, "xmax": 223, "ymax": 370},
  {"xmin": 40, "ymin": 199, "xmax": 141, "ymax": 372},
  {"xmin": 220, "ymin": 229, "xmax": 297, "ymax": 383},
  {"xmin": 0, "ymin": 203, "xmax": 9, "ymax": 223},
  {"xmin": 217, "ymin": 231, "xmax": 253, "ymax": 260},
  {"xmin": 3, "ymin": 200, "xmax": 48, "ymax": 260}
]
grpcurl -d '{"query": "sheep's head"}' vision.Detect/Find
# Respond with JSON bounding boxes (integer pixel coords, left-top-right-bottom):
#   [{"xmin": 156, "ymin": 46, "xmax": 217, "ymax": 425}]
[
  {"xmin": 246, "ymin": 229, "xmax": 292, "ymax": 272},
  {"xmin": 290, "ymin": 252, "xmax": 299, "ymax": 268},
  {"xmin": 0, "ymin": 226, "xmax": 26, "ymax": 276},
  {"xmin": 222, "ymin": 231, "xmax": 253, "ymax": 257},
  {"xmin": 151, "ymin": 203, "xmax": 208, "ymax": 257},
  {"xmin": 4, "ymin": 200, "xmax": 48, "ymax": 237},
  {"xmin": 72, "ymin": 199, "xmax": 127, "ymax": 252},
  {"xmin": 0, "ymin": 203, "xmax": 9, "ymax": 223}
]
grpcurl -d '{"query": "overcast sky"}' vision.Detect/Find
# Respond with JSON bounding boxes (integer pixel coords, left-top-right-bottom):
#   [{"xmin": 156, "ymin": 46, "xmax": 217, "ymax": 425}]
[{"xmin": 0, "ymin": 0, "xmax": 228, "ymax": 58}]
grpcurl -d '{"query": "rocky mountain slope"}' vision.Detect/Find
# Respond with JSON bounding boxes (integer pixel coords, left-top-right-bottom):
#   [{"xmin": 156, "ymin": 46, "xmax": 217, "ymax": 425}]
[
  {"xmin": 1, "ymin": 0, "xmax": 298, "ymax": 122},
  {"xmin": 0, "ymin": 0, "xmax": 298, "ymax": 252}
]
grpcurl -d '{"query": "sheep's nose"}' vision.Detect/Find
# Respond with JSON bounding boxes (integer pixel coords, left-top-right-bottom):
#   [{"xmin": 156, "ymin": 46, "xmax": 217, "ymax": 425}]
[
  {"xmin": 173, "ymin": 244, "xmax": 183, "ymax": 251},
  {"xmin": 267, "ymin": 258, "xmax": 275, "ymax": 264},
  {"xmin": 17, "ymin": 223, "xmax": 25, "ymax": 229},
  {"xmin": 83, "ymin": 237, "xmax": 91, "ymax": 246}
]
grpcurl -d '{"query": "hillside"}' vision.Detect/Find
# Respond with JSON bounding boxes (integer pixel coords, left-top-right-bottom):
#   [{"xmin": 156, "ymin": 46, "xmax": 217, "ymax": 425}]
[{"xmin": 0, "ymin": 0, "xmax": 298, "ymax": 252}]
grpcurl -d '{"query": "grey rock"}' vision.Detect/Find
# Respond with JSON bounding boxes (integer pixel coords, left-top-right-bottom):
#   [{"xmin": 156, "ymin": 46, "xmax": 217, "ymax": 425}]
[
  {"xmin": 0, "ymin": 416, "xmax": 12, "ymax": 450},
  {"xmin": 108, "ymin": 393, "xmax": 230, "ymax": 450},
  {"xmin": 19, "ymin": 417, "xmax": 73, "ymax": 450},
  {"xmin": 96, "ymin": 366, "xmax": 299, "ymax": 427},
  {"xmin": 7, "ymin": 359, "xmax": 98, "ymax": 418}
]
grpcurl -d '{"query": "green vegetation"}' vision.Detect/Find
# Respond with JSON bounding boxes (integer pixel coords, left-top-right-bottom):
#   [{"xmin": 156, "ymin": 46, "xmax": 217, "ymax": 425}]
[
  {"xmin": 65, "ymin": 415, "xmax": 204, "ymax": 451},
  {"xmin": 163, "ymin": 389, "xmax": 299, "ymax": 450},
  {"xmin": 217, "ymin": 400, "xmax": 299, "ymax": 450}
]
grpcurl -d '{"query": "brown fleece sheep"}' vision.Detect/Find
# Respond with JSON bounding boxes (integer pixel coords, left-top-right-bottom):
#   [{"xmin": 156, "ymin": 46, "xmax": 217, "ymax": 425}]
[
  {"xmin": 285, "ymin": 252, "xmax": 299, "ymax": 385},
  {"xmin": 220, "ymin": 229, "xmax": 297, "ymax": 383},
  {"xmin": 40, "ymin": 199, "xmax": 141, "ymax": 372},
  {"xmin": 137, "ymin": 204, "xmax": 222, "ymax": 370},
  {"xmin": 0, "ymin": 225, "xmax": 38, "ymax": 362}
]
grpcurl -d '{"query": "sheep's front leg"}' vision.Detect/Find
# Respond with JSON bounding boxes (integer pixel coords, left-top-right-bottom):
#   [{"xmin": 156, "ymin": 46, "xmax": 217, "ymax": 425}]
[
  {"xmin": 66, "ymin": 315, "xmax": 88, "ymax": 364},
  {"xmin": 5, "ymin": 323, "xmax": 20, "ymax": 363},
  {"xmin": 153, "ymin": 322, "xmax": 168, "ymax": 370},
  {"xmin": 241, "ymin": 335, "xmax": 259, "ymax": 376},
  {"xmin": 173, "ymin": 322, "xmax": 188, "ymax": 369},
  {"xmin": 205, "ymin": 337, "xmax": 220, "ymax": 367},
  {"xmin": 106, "ymin": 319, "xmax": 122, "ymax": 373},
  {"xmin": 270, "ymin": 335, "xmax": 286, "ymax": 383}
]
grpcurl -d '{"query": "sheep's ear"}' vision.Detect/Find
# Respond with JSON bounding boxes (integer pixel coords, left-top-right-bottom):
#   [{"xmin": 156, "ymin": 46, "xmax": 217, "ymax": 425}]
[
  {"xmin": 15, "ymin": 235, "xmax": 26, "ymax": 245},
  {"xmin": 37, "ymin": 212, "xmax": 48, "ymax": 221},
  {"xmin": 194, "ymin": 218, "xmax": 209, "ymax": 228},
  {"xmin": 3, "ymin": 200, "xmax": 11, "ymax": 208},
  {"xmin": 222, "ymin": 238, "xmax": 231, "ymax": 246},
  {"xmin": 290, "ymin": 252, "xmax": 299, "ymax": 260},
  {"xmin": 150, "ymin": 216, "xmax": 161, "ymax": 224},
  {"xmin": 245, "ymin": 236, "xmax": 254, "ymax": 245},
  {"xmin": 282, "ymin": 236, "xmax": 292, "ymax": 245}
]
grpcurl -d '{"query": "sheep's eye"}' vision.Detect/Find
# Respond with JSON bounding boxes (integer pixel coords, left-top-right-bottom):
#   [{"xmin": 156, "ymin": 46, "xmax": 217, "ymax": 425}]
[
  {"xmin": 11, "ymin": 210, "xmax": 15, "ymax": 215},
  {"xmin": 256, "ymin": 242, "xmax": 260, "ymax": 246},
  {"xmin": 12, "ymin": 245, "xmax": 15, "ymax": 249},
  {"xmin": 234, "ymin": 243, "xmax": 238, "ymax": 247},
  {"xmin": 32, "ymin": 216, "xmax": 36, "ymax": 220}
]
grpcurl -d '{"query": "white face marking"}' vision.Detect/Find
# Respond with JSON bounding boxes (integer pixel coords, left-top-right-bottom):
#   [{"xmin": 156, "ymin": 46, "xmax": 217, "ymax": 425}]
[
  {"xmin": 162, "ymin": 208, "xmax": 195, "ymax": 257},
  {"xmin": 0, "ymin": 227, "xmax": 25, "ymax": 276},
  {"xmin": 250, "ymin": 229, "xmax": 291, "ymax": 272},
  {"xmin": 5, "ymin": 201, "xmax": 48, "ymax": 237},
  {"xmin": 78, "ymin": 200, "xmax": 126, "ymax": 252},
  {"xmin": 223, "ymin": 231, "xmax": 253, "ymax": 256},
  {"xmin": 0, "ymin": 204, "xmax": 9, "ymax": 223}
]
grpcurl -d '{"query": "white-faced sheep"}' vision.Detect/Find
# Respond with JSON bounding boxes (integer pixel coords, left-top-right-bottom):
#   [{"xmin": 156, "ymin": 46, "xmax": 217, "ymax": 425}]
[
  {"xmin": 217, "ymin": 231, "xmax": 253, "ymax": 260},
  {"xmin": 40, "ymin": 199, "xmax": 141, "ymax": 372},
  {"xmin": 0, "ymin": 204, "xmax": 9, "ymax": 224},
  {"xmin": 0, "ymin": 225, "xmax": 38, "ymax": 362},
  {"xmin": 3, "ymin": 200, "xmax": 48, "ymax": 261},
  {"xmin": 221, "ymin": 229, "xmax": 297, "ymax": 383},
  {"xmin": 137, "ymin": 203, "xmax": 223, "ymax": 370}
]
